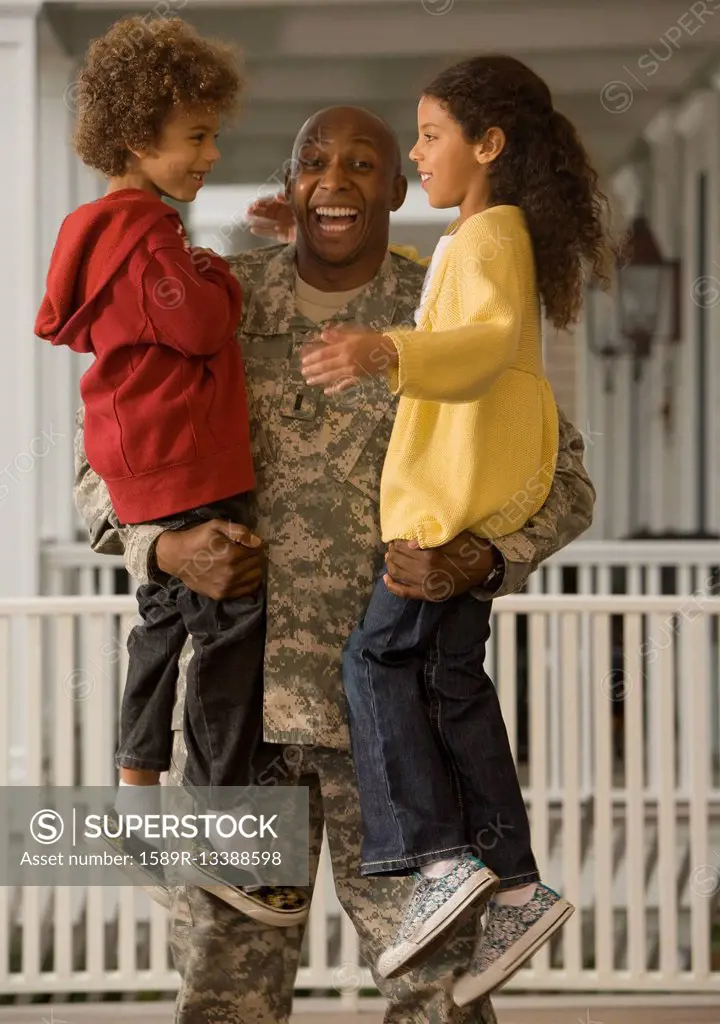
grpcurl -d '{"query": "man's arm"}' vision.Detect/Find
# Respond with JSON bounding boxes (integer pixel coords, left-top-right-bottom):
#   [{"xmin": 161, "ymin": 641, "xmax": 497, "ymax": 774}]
[
  {"xmin": 484, "ymin": 406, "xmax": 595, "ymax": 597},
  {"xmin": 384, "ymin": 406, "xmax": 595, "ymax": 600}
]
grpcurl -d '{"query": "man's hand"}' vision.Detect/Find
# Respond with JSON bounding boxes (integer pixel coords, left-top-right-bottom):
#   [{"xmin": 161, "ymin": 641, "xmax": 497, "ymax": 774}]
[
  {"xmin": 384, "ymin": 533, "xmax": 496, "ymax": 601},
  {"xmin": 155, "ymin": 520, "xmax": 264, "ymax": 600},
  {"xmin": 245, "ymin": 193, "xmax": 297, "ymax": 243},
  {"xmin": 301, "ymin": 326, "xmax": 398, "ymax": 394}
]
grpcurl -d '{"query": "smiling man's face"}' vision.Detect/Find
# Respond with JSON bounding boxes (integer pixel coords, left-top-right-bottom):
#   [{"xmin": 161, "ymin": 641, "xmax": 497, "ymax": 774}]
[{"xmin": 287, "ymin": 107, "xmax": 406, "ymax": 270}]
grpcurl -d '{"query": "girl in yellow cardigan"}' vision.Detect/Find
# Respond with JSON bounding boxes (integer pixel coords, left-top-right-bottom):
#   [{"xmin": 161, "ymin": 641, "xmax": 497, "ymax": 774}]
[{"xmin": 301, "ymin": 55, "xmax": 612, "ymax": 1004}]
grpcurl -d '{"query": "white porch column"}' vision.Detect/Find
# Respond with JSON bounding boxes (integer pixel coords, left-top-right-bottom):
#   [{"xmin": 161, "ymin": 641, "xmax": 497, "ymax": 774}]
[
  {"xmin": 606, "ymin": 166, "xmax": 641, "ymax": 539},
  {"xmin": 37, "ymin": 16, "xmax": 102, "ymax": 557},
  {"xmin": 643, "ymin": 109, "xmax": 679, "ymax": 535},
  {"xmin": 675, "ymin": 91, "xmax": 715, "ymax": 534},
  {"xmin": 0, "ymin": 0, "xmax": 40, "ymax": 597},
  {"xmin": 707, "ymin": 72, "xmax": 720, "ymax": 535}
]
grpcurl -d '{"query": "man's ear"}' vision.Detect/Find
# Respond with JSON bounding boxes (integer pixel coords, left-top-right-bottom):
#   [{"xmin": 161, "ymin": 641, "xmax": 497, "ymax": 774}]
[
  {"xmin": 390, "ymin": 174, "xmax": 408, "ymax": 213},
  {"xmin": 284, "ymin": 168, "xmax": 292, "ymax": 203}
]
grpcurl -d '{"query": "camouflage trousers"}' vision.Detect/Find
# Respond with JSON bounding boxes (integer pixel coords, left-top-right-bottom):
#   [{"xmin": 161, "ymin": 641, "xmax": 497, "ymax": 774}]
[{"xmin": 167, "ymin": 737, "xmax": 498, "ymax": 1024}]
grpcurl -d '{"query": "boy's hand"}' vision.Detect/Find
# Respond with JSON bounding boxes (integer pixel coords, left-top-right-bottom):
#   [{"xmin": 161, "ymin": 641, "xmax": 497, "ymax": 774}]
[
  {"xmin": 155, "ymin": 520, "xmax": 264, "ymax": 600},
  {"xmin": 245, "ymin": 194, "xmax": 296, "ymax": 243},
  {"xmin": 384, "ymin": 534, "xmax": 496, "ymax": 602},
  {"xmin": 301, "ymin": 326, "xmax": 398, "ymax": 393}
]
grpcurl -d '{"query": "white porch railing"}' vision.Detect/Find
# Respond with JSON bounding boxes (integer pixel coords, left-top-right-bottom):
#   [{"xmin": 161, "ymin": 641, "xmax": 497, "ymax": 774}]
[
  {"xmin": 0, "ymin": 593, "xmax": 719, "ymax": 1000},
  {"xmin": 41, "ymin": 539, "xmax": 720, "ymax": 598}
]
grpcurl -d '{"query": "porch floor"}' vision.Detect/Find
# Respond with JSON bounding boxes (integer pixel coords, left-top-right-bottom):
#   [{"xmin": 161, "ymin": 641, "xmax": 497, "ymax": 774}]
[{"xmin": 1, "ymin": 1003, "xmax": 719, "ymax": 1023}]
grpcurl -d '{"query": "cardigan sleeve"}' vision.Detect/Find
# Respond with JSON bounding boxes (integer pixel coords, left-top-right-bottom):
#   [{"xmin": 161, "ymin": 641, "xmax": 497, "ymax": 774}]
[{"xmin": 385, "ymin": 217, "xmax": 521, "ymax": 403}]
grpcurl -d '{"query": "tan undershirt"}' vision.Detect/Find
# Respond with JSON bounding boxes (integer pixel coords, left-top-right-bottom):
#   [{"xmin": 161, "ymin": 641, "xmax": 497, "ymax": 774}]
[{"xmin": 294, "ymin": 273, "xmax": 365, "ymax": 324}]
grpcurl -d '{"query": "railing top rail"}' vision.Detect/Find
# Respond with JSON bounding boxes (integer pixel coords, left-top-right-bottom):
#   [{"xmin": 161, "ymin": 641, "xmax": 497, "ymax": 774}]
[
  {"xmin": 42, "ymin": 539, "xmax": 720, "ymax": 573},
  {"xmin": 543, "ymin": 541, "xmax": 720, "ymax": 566},
  {"xmin": 3, "ymin": 594, "xmax": 720, "ymax": 615},
  {"xmin": 43, "ymin": 543, "xmax": 125, "ymax": 568}
]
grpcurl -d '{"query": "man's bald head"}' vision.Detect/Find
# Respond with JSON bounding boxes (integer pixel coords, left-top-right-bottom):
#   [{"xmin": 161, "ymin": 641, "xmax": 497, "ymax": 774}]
[{"xmin": 292, "ymin": 106, "xmax": 402, "ymax": 176}]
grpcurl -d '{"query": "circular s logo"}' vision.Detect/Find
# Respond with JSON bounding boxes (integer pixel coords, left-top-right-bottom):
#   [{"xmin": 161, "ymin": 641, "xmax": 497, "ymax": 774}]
[{"xmin": 30, "ymin": 809, "xmax": 64, "ymax": 845}]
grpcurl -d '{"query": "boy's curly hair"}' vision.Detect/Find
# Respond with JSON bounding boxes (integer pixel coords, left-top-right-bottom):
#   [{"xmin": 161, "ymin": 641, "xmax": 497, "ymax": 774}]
[
  {"xmin": 74, "ymin": 17, "xmax": 242, "ymax": 177},
  {"xmin": 424, "ymin": 55, "xmax": 615, "ymax": 330}
]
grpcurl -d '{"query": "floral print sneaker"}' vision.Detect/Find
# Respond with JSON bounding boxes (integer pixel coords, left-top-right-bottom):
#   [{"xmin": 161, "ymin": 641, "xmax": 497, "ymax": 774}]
[
  {"xmin": 452, "ymin": 882, "xmax": 574, "ymax": 1005},
  {"xmin": 377, "ymin": 854, "xmax": 498, "ymax": 980}
]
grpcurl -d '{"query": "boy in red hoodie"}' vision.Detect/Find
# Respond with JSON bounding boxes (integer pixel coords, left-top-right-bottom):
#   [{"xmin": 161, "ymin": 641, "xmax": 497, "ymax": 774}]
[{"xmin": 35, "ymin": 16, "xmax": 308, "ymax": 928}]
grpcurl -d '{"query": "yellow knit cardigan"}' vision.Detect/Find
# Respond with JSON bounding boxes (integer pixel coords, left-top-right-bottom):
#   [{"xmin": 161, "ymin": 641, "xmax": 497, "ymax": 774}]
[{"xmin": 382, "ymin": 205, "xmax": 559, "ymax": 548}]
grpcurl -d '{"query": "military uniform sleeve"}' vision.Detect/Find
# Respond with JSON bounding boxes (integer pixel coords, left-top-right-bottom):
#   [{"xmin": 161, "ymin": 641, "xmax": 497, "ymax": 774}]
[
  {"xmin": 73, "ymin": 405, "xmax": 166, "ymax": 583},
  {"xmin": 475, "ymin": 407, "xmax": 595, "ymax": 598}
]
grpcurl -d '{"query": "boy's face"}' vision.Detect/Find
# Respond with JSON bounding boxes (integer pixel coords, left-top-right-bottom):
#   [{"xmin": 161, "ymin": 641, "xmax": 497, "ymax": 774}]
[{"xmin": 129, "ymin": 106, "xmax": 221, "ymax": 202}]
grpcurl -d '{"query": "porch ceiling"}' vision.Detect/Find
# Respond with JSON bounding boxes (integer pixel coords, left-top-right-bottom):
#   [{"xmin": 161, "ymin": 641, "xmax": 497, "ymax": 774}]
[{"xmin": 44, "ymin": 0, "xmax": 720, "ymax": 184}]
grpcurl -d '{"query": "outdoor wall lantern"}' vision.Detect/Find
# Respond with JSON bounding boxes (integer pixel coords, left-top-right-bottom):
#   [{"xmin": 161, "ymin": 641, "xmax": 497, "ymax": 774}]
[{"xmin": 586, "ymin": 214, "xmax": 680, "ymax": 393}]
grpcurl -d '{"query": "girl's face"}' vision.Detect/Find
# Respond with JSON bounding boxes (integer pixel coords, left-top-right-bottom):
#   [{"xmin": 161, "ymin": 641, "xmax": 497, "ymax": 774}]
[{"xmin": 409, "ymin": 95, "xmax": 500, "ymax": 216}]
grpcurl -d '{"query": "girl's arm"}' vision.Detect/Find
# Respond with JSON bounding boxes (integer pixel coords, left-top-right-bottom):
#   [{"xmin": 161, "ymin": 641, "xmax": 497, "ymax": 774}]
[{"xmin": 387, "ymin": 217, "xmax": 521, "ymax": 403}]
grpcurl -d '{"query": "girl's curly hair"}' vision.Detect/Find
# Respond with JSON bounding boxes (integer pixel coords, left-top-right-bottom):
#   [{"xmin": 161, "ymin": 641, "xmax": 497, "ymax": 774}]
[
  {"xmin": 424, "ymin": 55, "xmax": 614, "ymax": 330},
  {"xmin": 74, "ymin": 17, "xmax": 242, "ymax": 177}
]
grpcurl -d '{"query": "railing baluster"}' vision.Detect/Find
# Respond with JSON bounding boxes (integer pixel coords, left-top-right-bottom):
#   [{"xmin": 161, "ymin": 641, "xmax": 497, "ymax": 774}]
[
  {"xmin": 654, "ymin": 612, "xmax": 678, "ymax": 981},
  {"xmin": 685, "ymin": 610, "xmax": 711, "ymax": 979},
  {"xmin": 527, "ymin": 610, "xmax": 550, "ymax": 981},
  {"xmin": 561, "ymin": 612, "xmax": 582, "ymax": 980},
  {"xmin": 496, "ymin": 611, "xmax": 517, "ymax": 761},
  {"xmin": 593, "ymin": 611, "xmax": 613, "ymax": 981},
  {"xmin": 625, "ymin": 612, "xmax": 645, "ymax": 977}
]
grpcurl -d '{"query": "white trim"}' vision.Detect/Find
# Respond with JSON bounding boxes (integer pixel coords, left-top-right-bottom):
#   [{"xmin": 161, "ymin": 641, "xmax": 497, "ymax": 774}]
[
  {"xmin": 0, "ymin": 7, "xmax": 39, "ymax": 596},
  {"xmin": 609, "ymin": 165, "xmax": 641, "ymax": 221},
  {"xmin": 0, "ymin": 1, "xmax": 39, "ymax": 11},
  {"xmin": 674, "ymin": 90, "xmax": 713, "ymax": 139},
  {"xmin": 642, "ymin": 107, "xmax": 676, "ymax": 145}
]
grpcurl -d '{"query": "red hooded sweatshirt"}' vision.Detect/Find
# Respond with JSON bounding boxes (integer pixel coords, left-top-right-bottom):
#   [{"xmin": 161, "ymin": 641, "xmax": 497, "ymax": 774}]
[{"xmin": 35, "ymin": 189, "xmax": 254, "ymax": 524}]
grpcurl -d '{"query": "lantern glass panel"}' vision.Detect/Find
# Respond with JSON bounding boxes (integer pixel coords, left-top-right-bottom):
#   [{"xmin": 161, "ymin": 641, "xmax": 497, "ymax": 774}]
[{"xmin": 618, "ymin": 264, "xmax": 665, "ymax": 341}]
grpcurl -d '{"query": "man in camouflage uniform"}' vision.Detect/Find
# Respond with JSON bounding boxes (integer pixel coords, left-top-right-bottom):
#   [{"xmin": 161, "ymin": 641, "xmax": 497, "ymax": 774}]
[{"xmin": 73, "ymin": 107, "xmax": 595, "ymax": 1024}]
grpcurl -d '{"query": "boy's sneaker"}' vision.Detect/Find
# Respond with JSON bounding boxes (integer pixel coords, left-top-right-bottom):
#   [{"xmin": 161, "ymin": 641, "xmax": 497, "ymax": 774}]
[
  {"xmin": 376, "ymin": 854, "xmax": 498, "ymax": 979},
  {"xmin": 180, "ymin": 837, "xmax": 310, "ymax": 927},
  {"xmin": 90, "ymin": 809, "xmax": 172, "ymax": 911},
  {"xmin": 452, "ymin": 882, "xmax": 574, "ymax": 1005}
]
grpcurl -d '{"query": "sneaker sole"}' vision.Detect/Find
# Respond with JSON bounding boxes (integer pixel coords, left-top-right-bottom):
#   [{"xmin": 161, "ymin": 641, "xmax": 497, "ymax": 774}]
[
  {"xmin": 452, "ymin": 898, "xmax": 574, "ymax": 1006},
  {"xmin": 183, "ymin": 863, "xmax": 309, "ymax": 927},
  {"xmin": 377, "ymin": 866, "xmax": 499, "ymax": 980}
]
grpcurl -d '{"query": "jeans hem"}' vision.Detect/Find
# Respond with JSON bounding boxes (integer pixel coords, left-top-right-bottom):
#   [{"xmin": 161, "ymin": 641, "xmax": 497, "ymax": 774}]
[
  {"xmin": 495, "ymin": 870, "xmax": 541, "ymax": 892},
  {"xmin": 360, "ymin": 843, "xmax": 471, "ymax": 876}
]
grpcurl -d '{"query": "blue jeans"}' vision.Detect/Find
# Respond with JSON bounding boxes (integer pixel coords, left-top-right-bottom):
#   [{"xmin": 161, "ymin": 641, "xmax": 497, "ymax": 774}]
[{"xmin": 343, "ymin": 577, "xmax": 539, "ymax": 890}]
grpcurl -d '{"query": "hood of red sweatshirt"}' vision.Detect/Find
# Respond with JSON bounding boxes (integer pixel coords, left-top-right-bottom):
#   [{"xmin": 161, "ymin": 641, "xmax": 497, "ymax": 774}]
[{"xmin": 35, "ymin": 190, "xmax": 180, "ymax": 353}]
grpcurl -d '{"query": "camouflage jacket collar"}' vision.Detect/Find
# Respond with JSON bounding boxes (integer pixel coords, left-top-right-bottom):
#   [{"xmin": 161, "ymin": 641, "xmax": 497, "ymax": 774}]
[{"xmin": 242, "ymin": 244, "xmax": 401, "ymax": 336}]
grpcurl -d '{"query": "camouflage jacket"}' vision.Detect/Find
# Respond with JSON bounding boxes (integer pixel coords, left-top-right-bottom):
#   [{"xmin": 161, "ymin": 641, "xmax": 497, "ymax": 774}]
[{"xmin": 73, "ymin": 243, "xmax": 596, "ymax": 749}]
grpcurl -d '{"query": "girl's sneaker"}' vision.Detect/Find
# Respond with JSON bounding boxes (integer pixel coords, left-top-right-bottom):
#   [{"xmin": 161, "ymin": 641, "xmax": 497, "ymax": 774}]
[
  {"xmin": 376, "ymin": 853, "xmax": 498, "ymax": 979},
  {"xmin": 452, "ymin": 882, "xmax": 574, "ymax": 1005}
]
